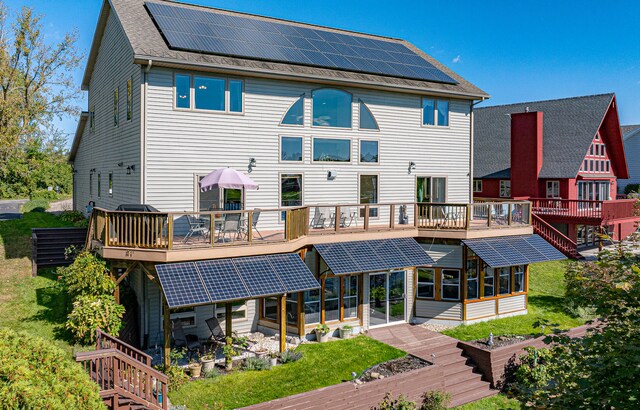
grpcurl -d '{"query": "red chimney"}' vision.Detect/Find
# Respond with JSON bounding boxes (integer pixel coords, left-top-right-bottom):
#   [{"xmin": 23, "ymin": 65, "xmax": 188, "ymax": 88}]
[{"xmin": 510, "ymin": 111, "xmax": 543, "ymax": 198}]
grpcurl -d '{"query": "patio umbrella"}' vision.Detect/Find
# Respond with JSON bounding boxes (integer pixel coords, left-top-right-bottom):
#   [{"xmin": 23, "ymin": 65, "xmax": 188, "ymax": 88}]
[{"xmin": 200, "ymin": 167, "xmax": 259, "ymax": 192}]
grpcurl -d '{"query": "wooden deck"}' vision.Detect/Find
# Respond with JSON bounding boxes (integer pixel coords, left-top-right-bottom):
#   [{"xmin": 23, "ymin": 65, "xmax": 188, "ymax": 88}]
[{"xmin": 243, "ymin": 324, "xmax": 496, "ymax": 409}]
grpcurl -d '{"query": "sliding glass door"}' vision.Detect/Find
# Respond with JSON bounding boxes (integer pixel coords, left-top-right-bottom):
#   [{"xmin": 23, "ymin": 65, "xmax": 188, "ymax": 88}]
[{"xmin": 369, "ymin": 271, "xmax": 406, "ymax": 327}]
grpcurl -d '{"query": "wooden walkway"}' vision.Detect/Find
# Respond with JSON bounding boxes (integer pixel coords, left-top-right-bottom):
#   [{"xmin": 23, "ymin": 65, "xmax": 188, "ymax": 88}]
[{"xmin": 243, "ymin": 324, "xmax": 496, "ymax": 410}]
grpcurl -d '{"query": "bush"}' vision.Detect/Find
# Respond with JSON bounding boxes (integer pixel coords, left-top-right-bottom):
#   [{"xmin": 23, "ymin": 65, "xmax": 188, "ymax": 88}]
[
  {"xmin": 623, "ymin": 183, "xmax": 640, "ymax": 194},
  {"xmin": 420, "ymin": 391, "xmax": 451, "ymax": 410},
  {"xmin": 279, "ymin": 348, "xmax": 303, "ymax": 364},
  {"xmin": 243, "ymin": 356, "xmax": 271, "ymax": 371},
  {"xmin": 21, "ymin": 198, "xmax": 49, "ymax": 212},
  {"xmin": 59, "ymin": 210, "xmax": 87, "ymax": 224},
  {"xmin": 66, "ymin": 294, "xmax": 125, "ymax": 344},
  {"xmin": 57, "ymin": 251, "xmax": 115, "ymax": 299},
  {"xmin": 0, "ymin": 328, "xmax": 103, "ymax": 409},
  {"xmin": 162, "ymin": 364, "xmax": 190, "ymax": 393},
  {"xmin": 372, "ymin": 392, "xmax": 417, "ymax": 410},
  {"xmin": 30, "ymin": 188, "xmax": 60, "ymax": 200}
]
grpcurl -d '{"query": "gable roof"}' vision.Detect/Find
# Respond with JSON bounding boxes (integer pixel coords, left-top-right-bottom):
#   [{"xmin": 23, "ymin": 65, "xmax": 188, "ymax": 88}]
[
  {"xmin": 474, "ymin": 93, "xmax": 615, "ymax": 179},
  {"xmin": 82, "ymin": 0, "xmax": 487, "ymax": 99},
  {"xmin": 622, "ymin": 124, "xmax": 640, "ymax": 140}
]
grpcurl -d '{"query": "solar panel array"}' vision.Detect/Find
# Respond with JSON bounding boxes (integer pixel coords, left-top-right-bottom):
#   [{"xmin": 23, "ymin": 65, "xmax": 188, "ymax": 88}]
[
  {"xmin": 462, "ymin": 234, "xmax": 566, "ymax": 268},
  {"xmin": 156, "ymin": 254, "xmax": 320, "ymax": 308},
  {"xmin": 315, "ymin": 238, "xmax": 434, "ymax": 275},
  {"xmin": 145, "ymin": 2, "xmax": 458, "ymax": 84}
]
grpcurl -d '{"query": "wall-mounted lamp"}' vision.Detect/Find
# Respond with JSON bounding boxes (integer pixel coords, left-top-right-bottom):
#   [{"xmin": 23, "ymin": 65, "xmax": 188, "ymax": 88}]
[
  {"xmin": 248, "ymin": 157, "xmax": 256, "ymax": 173},
  {"xmin": 408, "ymin": 161, "xmax": 416, "ymax": 174},
  {"xmin": 89, "ymin": 168, "xmax": 96, "ymax": 174},
  {"xmin": 117, "ymin": 162, "xmax": 124, "ymax": 167},
  {"xmin": 126, "ymin": 165, "xmax": 136, "ymax": 175},
  {"xmin": 327, "ymin": 170, "xmax": 337, "ymax": 180}
]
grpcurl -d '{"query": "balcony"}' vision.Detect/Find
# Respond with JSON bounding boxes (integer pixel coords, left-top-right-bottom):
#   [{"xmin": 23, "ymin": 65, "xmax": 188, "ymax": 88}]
[
  {"xmin": 89, "ymin": 200, "xmax": 532, "ymax": 262},
  {"xmin": 530, "ymin": 198, "xmax": 639, "ymax": 225}
]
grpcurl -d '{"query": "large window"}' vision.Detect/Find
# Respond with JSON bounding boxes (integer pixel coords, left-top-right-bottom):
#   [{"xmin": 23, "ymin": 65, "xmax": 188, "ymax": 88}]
[
  {"xmin": 441, "ymin": 269, "xmax": 460, "ymax": 300},
  {"xmin": 175, "ymin": 74, "xmax": 191, "ymax": 109},
  {"xmin": 324, "ymin": 277, "xmax": 340, "ymax": 322},
  {"xmin": 416, "ymin": 176, "xmax": 446, "ymax": 203},
  {"xmin": 514, "ymin": 266, "xmax": 525, "ymax": 293},
  {"xmin": 359, "ymin": 174, "xmax": 379, "ymax": 218},
  {"xmin": 304, "ymin": 289, "xmax": 320, "ymax": 324},
  {"xmin": 546, "ymin": 181, "xmax": 560, "ymax": 198},
  {"xmin": 175, "ymin": 74, "xmax": 243, "ymax": 113},
  {"xmin": 466, "ymin": 259, "xmax": 479, "ymax": 300},
  {"xmin": 417, "ymin": 268, "xmax": 435, "ymax": 298},
  {"xmin": 422, "ymin": 98, "xmax": 449, "ymax": 127},
  {"xmin": 216, "ymin": 301, "xmax": 248, "ymax": 321},
  {"xmin": 286, "ymin": 293, "xmax": 298, "ymax": 326},
  {"xmin": 194, "ymin": 76, "xmax": 225, "ymax": 111},
  {"xmin": 281, "ymin": 95, "xmax": 304, "ymax": 126},
  {"xmin": 280, "ymin": 174, "xmax": 302, "ymax": 220},
  {"xmin": 359, "ymin": 101, "xmax": 379, "ymax": 130},
  {"xmin": 312, "ymin": 89, "xmax": 352, "ymax": 128},
  {"xmin": 484, "ymin": 267, "xmax": 495, "ymax": 297},
  {"xmin": 499, "ymin": 267, "xmax": 511, "ymax": 295},
  {"xmin": 280, "ymin": 137, "xmax": 303, "ymax": 162},
  {"xmin": 500, "ymin": 180, "xmax": 511, "ymax": 198},
  {"xmin": 360, "ymin": 140, "xmax": 379, "ymax": 163},
  {"xmin": 343, "ymin": 275, "xmax": 358, "ymax": 319},
  {"xmin": 313, "ymin": 138, "xmax": 350, "ymax": 162}
]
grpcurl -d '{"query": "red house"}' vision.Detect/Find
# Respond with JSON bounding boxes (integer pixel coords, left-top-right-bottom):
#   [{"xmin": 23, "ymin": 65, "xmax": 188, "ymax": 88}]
[{"xmin": 473, "ymin": 94, "xmax": 638, "ymax": 256}]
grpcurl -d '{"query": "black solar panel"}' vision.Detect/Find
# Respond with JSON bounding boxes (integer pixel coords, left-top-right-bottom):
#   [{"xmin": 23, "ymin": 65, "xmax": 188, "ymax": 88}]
[
  {"xmin": 195, "ymin": 259, "xmax": 250, "ymax": 303},
  {"xmin": 268, "ymin": 254, "xmax": 320, "ymax": 293},
  {"xmin": 315, "ymin": 238, "xmax": 435, "ymax": 275},
  {"xmin": 145, "ymin": 2, "xmax": 458, "ymax": 84},
  {"xmin": 156, "ymin": 262, "xmax": 210, "ymax": 308},
  {"xmin": 463, "ymin": 234, "xmax": 566, "ymax": 268},
  {"xmin": 233, "ymin": 256, "xmax": 286, "ymax": 297}
]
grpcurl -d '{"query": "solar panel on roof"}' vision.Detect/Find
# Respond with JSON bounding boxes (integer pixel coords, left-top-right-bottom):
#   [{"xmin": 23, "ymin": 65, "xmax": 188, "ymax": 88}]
[
  {"xmin": 462, "ymin": 234, "xmax": 567, "ymax": 268},
  {"xmin": 195, "ymin": 259, "xmax": 250, "ymax": 303},
  {"xmin": 267, "ymin": 254, "xmax": 320, "ymax": 293},
  {"xmin": 233, "ymin": 256, "xmax": 286, "ymax": 297},
  {"xmin": 145, "ymin": 1, "xmax": 458, "ymax": 84},
  {"xmin": 156, "ymin": 262, "xmax": 210, "ymax": 308},
  {"xmin": 314, "ymin": 243, "xmax": 361, "ymax": 275}
]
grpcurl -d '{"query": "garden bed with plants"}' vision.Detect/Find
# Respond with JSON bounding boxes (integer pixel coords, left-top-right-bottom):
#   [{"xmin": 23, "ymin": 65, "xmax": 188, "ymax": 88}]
[
  {"xmin": 467, "ymin": 334, "xmax": 535, "ymax": 350},
  {"xmin": 358, "ymin": 354, "xmax": 430, "ymax": 383}
]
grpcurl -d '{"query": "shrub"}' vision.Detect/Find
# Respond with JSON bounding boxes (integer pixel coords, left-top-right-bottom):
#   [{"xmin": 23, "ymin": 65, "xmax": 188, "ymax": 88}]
[
  {"xmin": 162, "ymin": 364, "xmax": 190, "ymax": 392},
  {"xmin": 30, "ymin": 188, "xmax": 60, "ymax": 200},
  {"xmin": 279, "ymin": 348, "xmax": 303, "ymax": 364},
  {"xmin": 202, "ymin": 367, "xmax": 219, "ymax": 379},
  {"xmin": 509, "ymin": 346, "xmax": 553, "ymax": 399},
  {"xmin": 21, "ymin": 198, "xmax": 49, "ymax": 213},
  {"xmin": 0, "ymin": 328, "xmax": 103, "ymax": 409},
  {"xmin": 66, "ymin": 294, "xmax": 125, "ymax": 344},
  {"xmin": 420, "ymin": 390, "xmax": 451, "ymax": 410},
  {"xmin": 623, "ymin": 183, "xmax": 640, "ymax": 194},
  {"xmin": 372, "ymin": 392, "xmax": 417, "ymax": 410},
  {"xmin": 59, "ymin": 210, "xmax": 87, "ymax": 224},
  {"xmin": 57, "ymin": 251, "xmax": 114, "ymax": 299},
  {"xmin": 243, "ymin": 356, "xmax": 271, "ymax": 371}
]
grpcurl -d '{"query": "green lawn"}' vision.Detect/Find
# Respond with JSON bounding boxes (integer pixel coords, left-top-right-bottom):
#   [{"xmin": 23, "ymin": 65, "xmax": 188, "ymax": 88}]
[
  {"xmin": 443, "ymin": 260, "xmax": 585, "ymax": 341},
  {"xmin": 170, "ymin": 336, "xmax": 406, "ymax": 409},
  {"xmin": 454, "ymin": 394, "xmax": 521, "ymax": 409},
  {"xmin": 0, "ymin": 212, "xmax": 77, "ymax": 355}
]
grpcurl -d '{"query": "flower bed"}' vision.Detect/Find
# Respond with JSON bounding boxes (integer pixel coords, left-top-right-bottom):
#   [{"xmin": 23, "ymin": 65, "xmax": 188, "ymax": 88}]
[{"xmin": 358, "ymin": 355, "xmax": 430, "ymax": 383}]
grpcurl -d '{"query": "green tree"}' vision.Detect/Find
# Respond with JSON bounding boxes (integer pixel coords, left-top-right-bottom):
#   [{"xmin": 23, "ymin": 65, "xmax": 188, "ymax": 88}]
[
  {"xmin": 0, "ymin": 1, "xmax": 80, "ymax": 198},
  {"xmin": 512, "ymin": 247, "xmax": 640, "ymax": 408}
]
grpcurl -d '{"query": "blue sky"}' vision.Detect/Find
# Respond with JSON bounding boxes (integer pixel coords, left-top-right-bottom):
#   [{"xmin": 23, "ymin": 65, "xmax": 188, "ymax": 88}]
[{"xmin": 6, "ymin": 0, "xmax": 640, "ymax": 146}]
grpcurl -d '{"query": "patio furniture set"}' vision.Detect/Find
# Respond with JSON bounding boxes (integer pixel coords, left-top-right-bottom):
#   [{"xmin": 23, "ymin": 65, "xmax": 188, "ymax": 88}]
[{"xmin": 183, "ymin": 211, "xmax": 263, "ymax": 244}]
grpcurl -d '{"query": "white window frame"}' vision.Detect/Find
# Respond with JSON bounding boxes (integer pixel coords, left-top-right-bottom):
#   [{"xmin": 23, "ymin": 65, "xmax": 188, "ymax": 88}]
[
  {"xmin": 215, "ymin": 301, "xmax": 248, "ymax": 322},
  {"xmin": 279, "ymin": 94, "xmax": 305, "ymax": 127},
  {"xmin": 311, "ymin": 137, "xmax": 352, "ymax": 164},
  {"xmin": 499, "ymin": 267, "xmax": 511, "ymax": 295},
  {"xmin": 421, "ymin": 98, "xmax": 450, "ymax": 127},
  {"xmin": 279, "ymin": 135, "xmax": 304, "ymax": 163},
  {"xmin": 546, "ymin": 181, "xmax": 560, "ymax": 198},
  {"xmin": 466, "ymin": 259, "xmax": 479, "ymax": 300},
  {"xmin": 499, "ymin": 180, "xmax": 511, "ymax": 198},
  {"xmin": 170, "ymin": 309, "xmax": 197, "ymax": 329},
  {"xmin": 342, "ymin": 275, "xmax": 359, "ymax": 319},
  {"xmin": 514, "ymin": 265, "xmax": 525, "ymax": 293},
  {"xmin": 416, "ymin": 268, "xmax": 435, "ymax": 299},
  {"xmin": 359, "ymin": 139, "xmax": 379, "ymax": 164},
  {"xmin": 279, "ymin": 173, "xmax": 304, "ymax": 222},
  {"xmin": 473, "ymin": 179, "xmax": 483, "ymax": 193},
  {"xmin": 441, "ymin": 269, "xmax": 460, "ymax": 301},
  {"xmin": 311, "ymin": 88, "xmax": 353, "ymax": 130},
  {"xmin": 173, "ymin": 72, "xmax": 244, "ymax": 115},
  {"xmin": 359, "ymin": 173, "xmax": 380, "ymax": 219}
]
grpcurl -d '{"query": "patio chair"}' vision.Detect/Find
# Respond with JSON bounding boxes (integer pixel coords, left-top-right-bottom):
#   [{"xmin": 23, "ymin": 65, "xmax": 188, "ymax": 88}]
[
  {"xmin": 171, "ymin": 320, "xmax": 201, "ymax": 358},
  {"xmin": 205, "ymin": 317, "xmax": 226, "ymax": 346},
  {"xmin": 240, "ymin": 209, "xmax": 263, "ymax": 240},
  {"xmin": 217, "ymin": 213, "xmax": 241, "ymax": 242},
  {"xmin": 183, "ymin": 214, "xmax": 209, "ymax": 243},
  {"xmin": 309, "ymin": 207, "xmax": 326, "ymax": 229},
  {"xmin": 341, "ymin": 211, "xmax": 357, "ymax": 228}
]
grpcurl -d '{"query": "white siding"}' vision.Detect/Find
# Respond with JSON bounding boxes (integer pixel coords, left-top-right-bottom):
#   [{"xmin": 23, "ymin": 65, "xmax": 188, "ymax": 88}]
[
  {"xmin": 362, "ymin": 273, "xmax": 370, "ymax": 329},
  {"xmin": 415, "ymin": 300, "xmax": 462, "ymax": 320},
  {"xmin": 144, "ymin": 68, "xmax": 472, "ymax": 230},
  {"xmin": 465, "ymin": 299, "xmax": 496, "ymax": 320},
  {"xmin": 621, "ymin": 132, "xmax": 640, "ymax": 191},
  {"xmin": 498, "ymin": 294, "xmax": 526, "ymax": 314},
  {"xmin": 422, "ymin": 244, "xmax": 463, "ymax": 269},
  {"xmin": 73, "ymin": 10, "xmax": 141, "ymax": 212},
  {"xmin": 406, "ymin": 269, "xmax": 414, "ymax": 323}
]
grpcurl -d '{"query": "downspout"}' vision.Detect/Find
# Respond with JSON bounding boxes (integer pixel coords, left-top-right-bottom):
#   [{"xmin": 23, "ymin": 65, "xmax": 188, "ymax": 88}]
[
  {"xmin": 469, "ymin": 97, "xmax": 486, "ymax": 202},
  {"xmin": 141, "ymin": 59, "xmax": 152, "ymax": 204}
]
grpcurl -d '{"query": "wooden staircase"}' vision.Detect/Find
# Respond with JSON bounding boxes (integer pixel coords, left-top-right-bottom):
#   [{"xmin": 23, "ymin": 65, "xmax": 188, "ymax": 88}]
[
  {"xmin": 532, "ymin": 214, "xmax": 582, "ymax": 259},
  {"xmin": 76, "ymin": 330, "xmax": 168, "ymax": 410}
]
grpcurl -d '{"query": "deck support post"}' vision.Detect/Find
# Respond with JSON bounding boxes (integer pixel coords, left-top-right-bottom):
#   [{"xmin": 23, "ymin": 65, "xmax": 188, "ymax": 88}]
[
  {"xmin": 163, "ymin": 297, "xmax": 171, "ymax": 369},
  {"xmin": 279, "ymin": 294, "xmax": 287, "ymax": 353},
  {"xmin": 225, "ymin": 303, "xmax": 233, "ymax": 338}
]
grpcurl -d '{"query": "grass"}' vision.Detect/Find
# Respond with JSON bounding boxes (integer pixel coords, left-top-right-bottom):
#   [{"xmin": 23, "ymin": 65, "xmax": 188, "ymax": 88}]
[
  {"xmin": 169, "ymin": 336, "xmax": 406, "ymax": 409},
  {"xmin": 443, "ymin": 260, "xmax": 585, "ymax": 341},
  {"xmin": 454, "ymin": 394, "xmax": 521, "ymax": 409},
  {"xmin": 0, "ymin": 212, "xmax": 77, "ymax": 355},
  {"xmin": 21, "ymin": 199, "xmax": 50, "ymax": 213}
]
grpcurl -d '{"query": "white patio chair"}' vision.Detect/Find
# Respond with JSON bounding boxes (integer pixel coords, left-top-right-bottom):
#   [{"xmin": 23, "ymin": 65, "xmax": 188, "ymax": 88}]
[{"xmin": 183, "ymin": 214, "xmax": 210, "ymax": 243}]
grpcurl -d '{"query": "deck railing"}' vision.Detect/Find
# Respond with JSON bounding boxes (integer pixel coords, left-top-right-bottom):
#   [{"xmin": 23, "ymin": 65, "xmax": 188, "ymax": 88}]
[
  {"xmin": 530, "ymin": 198, "xmax": 638, "ymax": 221},
  {"xmin": 89, "ymin": 200, "xmax": 531, "ymax": 250},
  {"xmin": 96, "ymin": 328, "xmax": 152, "ymax": 366}
]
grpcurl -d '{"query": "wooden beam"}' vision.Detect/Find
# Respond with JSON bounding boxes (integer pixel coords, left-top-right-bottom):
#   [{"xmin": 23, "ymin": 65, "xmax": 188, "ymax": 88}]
[
  {"xmin": 297, "ymin": 291, "xmax": 305, "ymax": 338},
  {"xmin": 225, "ymin": 303, "xmax": 232, "ymax": 338},
  {"xmin": 163, "ymin": 297, "xmax": 171, "ymax": 369},
  {"xmin": 114, "ymin": 261, "xmax": 138, "ymax": 286},
  {"xmin": 279, "ymin": 294, "xmax": 287, "ymax": 353}
]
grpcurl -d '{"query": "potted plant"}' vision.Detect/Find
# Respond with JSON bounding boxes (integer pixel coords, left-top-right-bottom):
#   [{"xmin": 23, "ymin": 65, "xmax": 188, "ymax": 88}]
[
  {"xmin": 315, "ymin": 323, "xmax": 330, "ymax": 343},
  {"xmin": 222, "ymin": 337, "xmax": 238, "ymax": 371},
  {"xmin": 200, "ymin": 345, "xmax": 216, "ymax": 373},
  {"xmin": 188, "ymin": 356, "xmax": 202, "ymax": 378},
  {"xmin": 253, "ymin": 340, "xmax": 269, "ymax": 358},
  {"xmin": 339, "ymin": 324, "xmax": 353, "ymax": 339},
  {"xmin": 268, "ymin": 351, "xmax": 278, "ymax": 367}
]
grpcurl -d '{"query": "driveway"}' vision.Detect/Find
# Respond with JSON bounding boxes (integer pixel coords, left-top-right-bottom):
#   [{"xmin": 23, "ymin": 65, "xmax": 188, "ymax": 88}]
[{"xmin": 0, "ymin": 199, "xmax": 26, "ymax": 221}]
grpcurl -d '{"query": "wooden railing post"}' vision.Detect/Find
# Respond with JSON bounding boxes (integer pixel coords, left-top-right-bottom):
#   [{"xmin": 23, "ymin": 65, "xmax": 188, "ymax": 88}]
[
  {"xmin": 247, "ymin": 211, "xmax": 253, "ymax": 244},
  {"xmin": 364, "ymin": 205, "xmax": 370, "ymax": 230},
  {"xmin": 465, "ymin": 204, "xmax": 471, "ymax": 229},
  {"xmin": 508, "ymin": 203, "xmax": 513, "ymax": 226},
  {"xmin": 414, "ymin": 203, "xmax": 419, "ymax": 227},
  {"xmin": 334, "ymin": 206, "xmax": 341, "ymax": 232},
  {"xmin": 167, "ymin": 215, "xmax": 173, "ymax": 250},
  {"xmin": 210, "ymin": 213, "xmax": 215, "ymax": 247},
  {"xmin": 389, "ymin": 204, "xmax": 395, "ymax": 229},
  {"xmin": 487, "ymin": 204, "xmax": 492, "ymax": 227}
]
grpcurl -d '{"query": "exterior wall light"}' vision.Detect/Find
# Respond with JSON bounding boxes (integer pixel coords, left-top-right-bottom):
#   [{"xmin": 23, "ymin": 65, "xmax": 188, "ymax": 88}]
[
  {"xmin": 408, "ymin": 161, "xmax": 416, "ymax": 174},
  {"xmin": 126, "ymin": 165, "xmax": 136, "ymax": 175},
  {"xmin": 248, "ymin": 157, "xmax": 256, "ymax": 173}
]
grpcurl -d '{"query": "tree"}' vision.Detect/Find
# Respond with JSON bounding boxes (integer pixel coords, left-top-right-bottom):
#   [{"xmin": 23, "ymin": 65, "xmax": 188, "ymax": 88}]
[
  {"xmin": 512, "ymin": 246, "xmax": 640, "ymax": 408},
  {"xmin": 0, "ymin": 1, "xmax": 80, "ymax": 198}
]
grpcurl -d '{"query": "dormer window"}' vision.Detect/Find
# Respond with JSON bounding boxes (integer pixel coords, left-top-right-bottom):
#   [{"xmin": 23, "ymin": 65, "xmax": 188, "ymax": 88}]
[{"xmin": 312, "ymin": 88, "xmax": 352, "ymax": 128}]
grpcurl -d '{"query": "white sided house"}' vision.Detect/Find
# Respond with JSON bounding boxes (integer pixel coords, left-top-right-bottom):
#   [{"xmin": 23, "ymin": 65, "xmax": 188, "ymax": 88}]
[
  {"xmin": 620, "ymin": 125, "xmax": 640, "ymax": 193},
  {"xmin": 71, "ymin": 0, "xmax": 565, "ymax": 355}
]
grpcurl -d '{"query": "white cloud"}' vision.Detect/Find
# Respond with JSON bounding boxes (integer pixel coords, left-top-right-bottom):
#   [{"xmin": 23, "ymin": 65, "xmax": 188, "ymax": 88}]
[{"xmin": 452, "ymin": 55, "xmax": 462, "ymax": 63}]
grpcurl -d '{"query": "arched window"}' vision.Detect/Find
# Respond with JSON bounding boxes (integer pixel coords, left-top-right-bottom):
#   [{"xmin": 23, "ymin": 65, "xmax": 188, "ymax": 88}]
[
  {"xmin": 312, "ymin": 88, "xmax": 352, "ymax": 128},
  {"xmin": 281, "ymin": 95, "xmax": 304, "ymax": 126},
  {"xmin": 359, "ymin": 101, "xmax": 379, "ymax": 130}
]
